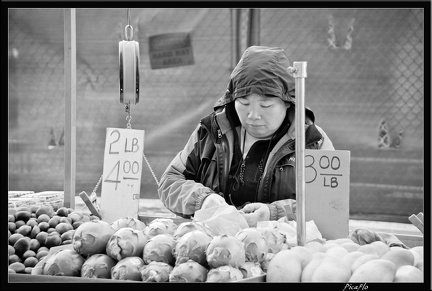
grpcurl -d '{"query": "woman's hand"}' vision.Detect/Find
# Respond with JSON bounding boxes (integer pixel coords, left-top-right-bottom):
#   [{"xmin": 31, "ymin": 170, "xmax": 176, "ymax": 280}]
[{"xmin": 239, "ymin": 203, "xmax": 270, "ymax": 227}]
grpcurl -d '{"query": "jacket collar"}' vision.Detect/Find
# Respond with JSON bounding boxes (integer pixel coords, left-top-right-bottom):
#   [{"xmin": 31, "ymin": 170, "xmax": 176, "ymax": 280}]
[{"xmin": 215, "ymin": 107, "xmax": 234, "ymax": 136}]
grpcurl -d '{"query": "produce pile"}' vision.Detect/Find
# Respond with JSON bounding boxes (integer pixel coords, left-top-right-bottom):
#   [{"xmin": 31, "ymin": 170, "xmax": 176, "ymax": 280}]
[
  {"xmin": 8, "ymin": 205, "xmax": 423, "ymax": 282},
  {"xmin": 8, "ymin": 205, "xmax": 98, "ymax": 275}
]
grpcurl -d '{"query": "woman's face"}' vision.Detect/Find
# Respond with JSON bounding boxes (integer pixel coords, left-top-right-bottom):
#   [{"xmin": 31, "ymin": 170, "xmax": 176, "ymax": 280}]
[{"xmin": 234, "ymin": 93, "xmax": 288, "ymax": 139}]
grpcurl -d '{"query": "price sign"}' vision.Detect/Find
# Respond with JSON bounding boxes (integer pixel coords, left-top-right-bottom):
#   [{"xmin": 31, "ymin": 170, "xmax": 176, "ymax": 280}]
[
  {"xmin": 304, "ymin": 149, "xmax": 350, "ymax": 240},
  {"xmin": 100, "ymin": 128, "xmax": 144, "ymax": 223}
]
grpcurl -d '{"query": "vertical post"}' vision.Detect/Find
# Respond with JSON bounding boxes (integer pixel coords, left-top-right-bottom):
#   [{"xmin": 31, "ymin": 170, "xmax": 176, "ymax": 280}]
[
  {"xmin": 248, "ymin": 8, "xmax": 260, "ymax": 46},
  {"xmin": 230, "ymin": 8, "xmax": 242, "ymax": 69},
  {"xmin": 235, "ymin": 8, "xmax": 242, "ymax": 63},
  {"xmin": 64, "ymin": 8, "xmax": 76, "ymax": 209},
  {"xmin": 229, "ymin": 9, "xmax": 235, "ymax": 70},
  {"xmin": 293, "ymin": 61, "xmax": 307, "ymax": 246}
]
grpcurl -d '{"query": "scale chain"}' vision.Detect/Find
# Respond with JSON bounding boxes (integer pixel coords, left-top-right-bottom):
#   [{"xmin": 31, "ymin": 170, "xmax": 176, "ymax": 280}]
[{"xmin": 143, "ymin": 152, "xmax": 160, "ymax": 186}]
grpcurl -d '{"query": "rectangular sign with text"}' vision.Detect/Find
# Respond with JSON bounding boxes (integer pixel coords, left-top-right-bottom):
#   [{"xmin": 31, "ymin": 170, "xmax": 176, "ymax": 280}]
[
  {"xmin": 100, "ymin": 128, "xmax": 144, "ymax": 223},
  {"xmin": 305, "ymin": 149, "xmax": 350, "ymax": 240},
  {"xmin": 148, "ymin": 32, "xmax": 194, "ymax": 69}
]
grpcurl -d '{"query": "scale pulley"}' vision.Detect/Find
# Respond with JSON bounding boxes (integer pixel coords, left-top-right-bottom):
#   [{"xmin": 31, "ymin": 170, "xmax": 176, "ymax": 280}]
[{"xmin": 119, "ymin": 8, "xmax": 140, "ymax": 105}]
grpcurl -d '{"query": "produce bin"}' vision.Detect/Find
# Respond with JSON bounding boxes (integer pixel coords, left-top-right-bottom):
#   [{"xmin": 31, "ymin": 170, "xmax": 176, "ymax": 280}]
[
  {"xmin": 8, "ymin": 273, "xmax": 136, "ymax": 283},
  {"xmin": 8, "ymin": 208, "xmax": 423, "ymax": 283},
  {"xmin": 9, "ymin": 272, "xmax": 266, "ymax": 283},
  {"xmin": 7, "ymin": 230, "xmax": 423, "ymax": 283}
]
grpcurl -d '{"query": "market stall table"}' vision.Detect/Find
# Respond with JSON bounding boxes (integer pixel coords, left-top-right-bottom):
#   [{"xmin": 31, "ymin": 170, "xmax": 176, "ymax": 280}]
[
  {"xmin": 73, "ymin": 196, "xmax": 423, "ymax": 245},
  {"xmin": 72, "ymin": 196, "xmax": 424, "ymax": 249},
  {"xmin": 8, "ymin": 196, "xmax": 422, "ymax": 283}
]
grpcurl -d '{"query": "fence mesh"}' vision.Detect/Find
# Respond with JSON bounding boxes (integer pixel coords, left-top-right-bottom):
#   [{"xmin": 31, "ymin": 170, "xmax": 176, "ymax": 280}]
[
  {"xmin": 257, "ymin": 8, "xmax": 424, "ymax": 222},
  {"xmin": 8, "ymin": 8, "xmax": 424, "ymax": 222}
]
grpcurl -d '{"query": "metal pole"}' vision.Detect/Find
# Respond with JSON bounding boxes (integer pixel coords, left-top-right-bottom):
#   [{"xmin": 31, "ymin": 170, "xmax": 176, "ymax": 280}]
[
  {"xmin": 248, "ymin": 8, "xmax": 260, "ymax": 46},
  {"xmin": 293, "ymin": 61, "xmax": 307, "ymax": 246},
  {"xmin": 64, "ymin": 8, "xmax": 76, "ymax": 209},
  {"xmin": 235, "ymin": 8, "xmax": 242, "ymax": 63}
]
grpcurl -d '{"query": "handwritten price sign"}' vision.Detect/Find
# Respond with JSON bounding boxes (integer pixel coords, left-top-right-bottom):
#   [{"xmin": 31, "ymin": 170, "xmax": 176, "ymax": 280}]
[
  {"xmin": 304, "ymin": 149, "xmax": 350, "ymax": 239},
  {"xmin": 100, "ymin": 128, "xmax": 144, "ymax": 223}
]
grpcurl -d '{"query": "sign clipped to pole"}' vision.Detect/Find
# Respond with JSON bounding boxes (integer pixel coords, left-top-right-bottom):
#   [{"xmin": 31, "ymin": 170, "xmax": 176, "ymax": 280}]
[
  {"xmin": 100, "ymin": 128, "xmax": 144, "ymax": 223},
  {"xmin": 305, "ymin": 149, "xmax": 350, "ymax": 240}
]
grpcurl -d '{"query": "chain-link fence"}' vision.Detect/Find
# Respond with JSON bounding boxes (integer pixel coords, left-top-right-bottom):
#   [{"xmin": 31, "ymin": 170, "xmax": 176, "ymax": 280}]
[
  {"xmin": 256, "ymin": 8, "xmax": 424, "ymax": 222},
  {"xmin": 8, "ymin": 8, "xmax": 424, "ymax": 222}
]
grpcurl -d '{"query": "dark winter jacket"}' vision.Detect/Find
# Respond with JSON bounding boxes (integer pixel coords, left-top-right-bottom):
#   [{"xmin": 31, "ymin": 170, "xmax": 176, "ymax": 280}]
[{"xmin": 158, "ymin": 46, "xmax": 334, "ymax": 219}]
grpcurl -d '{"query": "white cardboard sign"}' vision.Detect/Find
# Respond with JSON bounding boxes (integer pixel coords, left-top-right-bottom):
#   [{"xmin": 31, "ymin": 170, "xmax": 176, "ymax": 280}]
[
  {"xmin": 304, "ymin": 149, "xmax": 350, "ymax": 240},
  {"xmin": 100, "ymin": 128, "xmax": 144, "ymax": 223}
]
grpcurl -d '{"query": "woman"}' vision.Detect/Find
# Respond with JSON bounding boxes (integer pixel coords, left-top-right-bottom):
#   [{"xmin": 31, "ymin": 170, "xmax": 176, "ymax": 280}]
[{"xmin": 158, "ymin": 46, "xmax": 334, "ymax": 227}]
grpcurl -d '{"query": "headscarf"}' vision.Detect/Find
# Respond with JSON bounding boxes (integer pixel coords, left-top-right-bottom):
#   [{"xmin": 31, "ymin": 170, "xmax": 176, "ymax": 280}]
[{"xmin": 214, "ymin": 46, "xmax": 314, "ymax": 122}]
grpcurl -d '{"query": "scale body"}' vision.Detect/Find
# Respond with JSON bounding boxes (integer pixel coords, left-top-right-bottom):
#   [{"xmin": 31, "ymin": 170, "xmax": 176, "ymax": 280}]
[{"xmin": 119, "ymin": 25, "xmax": 140, "ymax": 105}]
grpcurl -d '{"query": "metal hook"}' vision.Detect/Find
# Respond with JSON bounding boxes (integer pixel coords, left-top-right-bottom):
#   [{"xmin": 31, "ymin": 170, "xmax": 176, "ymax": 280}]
[
  {"xmin": 287, "ymin": 66, "xmax": 298, "ymax": 76},
  {"xmin": 127, "ymin": 8, "xmax": 131, "ymax": 26},
  {"xmin": 125, "ymin": 8, "xmax": 133, "ymax": 41}
]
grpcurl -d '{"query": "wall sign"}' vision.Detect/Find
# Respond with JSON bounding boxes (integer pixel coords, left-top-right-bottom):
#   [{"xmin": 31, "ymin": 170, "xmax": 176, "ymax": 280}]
[
  {"xmin": 148, "ymin": 32, "xmax": 194, "ymax": 69},
  {"xmin": 100, "ymin": 128, "xmax": 144, "ymax": 223},
  {"xmin": 304, "ymin": 149, "xmax": 350, "ymax": 240}
]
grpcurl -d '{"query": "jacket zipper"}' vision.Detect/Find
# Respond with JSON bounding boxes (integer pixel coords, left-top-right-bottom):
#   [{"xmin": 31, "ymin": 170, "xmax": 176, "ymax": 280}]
[{"xmin": 216, "ymin": 128, "xmax": 230, "ymax": 196}]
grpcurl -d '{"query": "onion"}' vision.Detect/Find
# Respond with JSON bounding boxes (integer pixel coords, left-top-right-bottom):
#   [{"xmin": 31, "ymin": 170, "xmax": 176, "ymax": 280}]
[
  {"xmin": 173, "ymin": 221, "xmax": 213, "ymax": 242},
  {"xmin": 143, "ymin": 218, "xmax": 178, "ymax": 238},
  {"xmin": 239, "ymin": 261, "xmax": 265, "ymax": 278},
  {"xmin": 173, "ymin": 230, "xmax": 212, "ymax": 266},
  {"xmin": 258, "ymin": 228, "xmax": 286, "ymax": 254},
  {"xmin": 43, "ymin": 249, "xmax": 85, "ymax": 276},
  {"xmin": 111, "ymin": 256, "xmax": 144, "ymax": 281},
  {"xmin": 81, "ymin": 254, "xmax": 117, "ymax": 279},
  {"xmin": 206, "ymin": 265, "xmax": 244, "ymax": 282},
  {"xmin": 169, "ymin": 259, "xmax": 208, "ymax": 282},
  {"xmin": 235, "ymin": 228, "xmax": 268, "ymax": 263},
  {"xmin": 111, "ymin": 217, "xmax": 147, "ymax": 231},
  {"xmin": 72, "ymin": 220, "xmax": 116, "ymax": 257},
  {"xmin": 206, "ymin": 234, "xmax": 245, "ymax": 268},
  {"xmin": 140, "ymin": 261, "xmax": 173, "ymax": 282},
  {"xmin": 143, "ymin": 234, "xmax": 175, "ymax": 265},
  {"xmin": 106, "ymin": 227, "xmax": 147, "ymax": 261}
]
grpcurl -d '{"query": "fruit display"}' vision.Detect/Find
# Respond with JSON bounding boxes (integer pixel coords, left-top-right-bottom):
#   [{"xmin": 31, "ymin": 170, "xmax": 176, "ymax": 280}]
[
  {"xmin": 8, "ymin": 205, "xmax": 99, "ymax": 275},
  {"xmin": 8, "ymin": 207, "xmax": 424, "ymax": 282}
]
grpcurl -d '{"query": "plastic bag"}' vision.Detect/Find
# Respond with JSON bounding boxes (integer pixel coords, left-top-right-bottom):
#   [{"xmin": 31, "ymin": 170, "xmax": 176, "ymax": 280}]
[
  {"xmin": 348, "ymin": 227, "xmax": 409, "ymax": 249},
  {"xmin": 284, "ymin": 219, "xmax": 325, "ymax": 246},
  {"xmin": 193, "ymin": 205, "xmax": 249, "ymax": 236}
]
